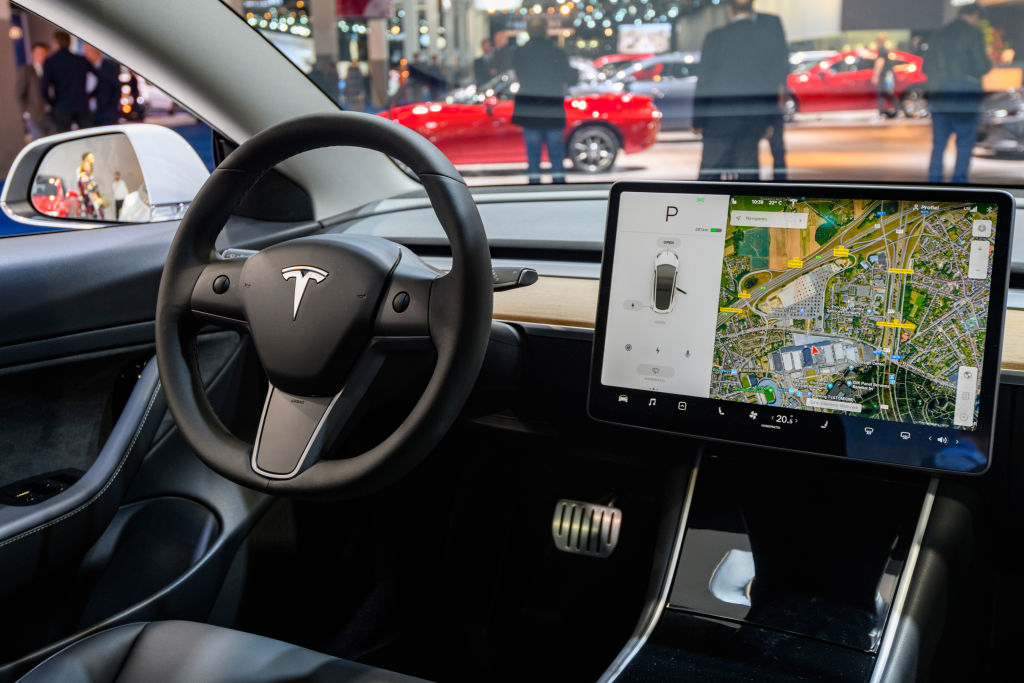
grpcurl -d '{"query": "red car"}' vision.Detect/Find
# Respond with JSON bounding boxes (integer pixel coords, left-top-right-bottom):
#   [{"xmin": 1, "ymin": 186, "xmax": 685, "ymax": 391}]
[
  {"xmin": 30, "ymin": 175, "xmax": 77, "ymax": 218},
  {"xmin": 785, "ymin": 49, "xmax": 928, "ymax": 118},
  {"xmin": 592, "ymin": 53, "xmax": 654, "ymax": 69},
  {"xmin": 384, "ymin": 72, "xmax": 661, "ymax": 173}
]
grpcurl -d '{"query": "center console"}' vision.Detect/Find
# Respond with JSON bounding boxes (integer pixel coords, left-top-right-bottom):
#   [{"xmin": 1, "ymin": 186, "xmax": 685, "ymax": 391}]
[{"xmin": 588, "ymin": 182, "xmax": 1013, "ymax": 682}]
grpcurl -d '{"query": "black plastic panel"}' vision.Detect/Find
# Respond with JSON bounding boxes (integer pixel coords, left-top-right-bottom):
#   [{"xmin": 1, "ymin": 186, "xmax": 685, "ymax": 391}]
[
  {"xmin": 668, "ymin": 453, "xmax": 926, "ymax": 653},
  {"xmin": 74, "ymin": 497, "xmax": 219, "ymax": 628},
  {"xmin": 617, "ymin": 610, "xmax": 874, "ymax": 683}
]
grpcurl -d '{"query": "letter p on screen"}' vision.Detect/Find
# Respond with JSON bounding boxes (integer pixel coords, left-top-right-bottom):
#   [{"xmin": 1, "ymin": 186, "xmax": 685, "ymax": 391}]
[{"xmin": 666, "ymin": 206, "xmax": 678, "ymax": 221}]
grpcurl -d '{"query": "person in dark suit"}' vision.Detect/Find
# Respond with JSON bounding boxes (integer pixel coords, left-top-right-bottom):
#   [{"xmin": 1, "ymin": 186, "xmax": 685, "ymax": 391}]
[
  {"xmin": 752, "ymin": 10, "xmax": 789, "ymax": 180},
  {"xmin": 83, "ymin": 44, "xmax": 122, "ymax": 126},
  {"xmin": 693, "ymin": 0, "xmax": 790, "ymax": 181},
  {"xmin": 872, "ymin": 34, "xmax": 898, "ymax": 117},
  {"xmin": 41, "ymin": 31, "xmax": 94, "ymax": 132},
  {"xmin": 512, "ymin": 16, "xmax": 576, "ymax": 184},
  {"xmin": 474, "ymin": 38, "xmax": 496, "ymax": 86},
  {"xmin": 923, "ymin": 3, "xmax": 991, "ymax": 183},
  {"xmin": 491, "ymin": 31, "xmax": 516, "ymax": 75},
  {"xmin": 17, "ymin": 42, "xmax": 54, "ymax": 140}
]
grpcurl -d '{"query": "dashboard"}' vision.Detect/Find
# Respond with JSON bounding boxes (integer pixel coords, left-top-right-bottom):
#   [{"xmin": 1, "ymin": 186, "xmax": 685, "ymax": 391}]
[{"xmin": 588, "ymin": 182, "xmax": 1014, "ymax": 473}]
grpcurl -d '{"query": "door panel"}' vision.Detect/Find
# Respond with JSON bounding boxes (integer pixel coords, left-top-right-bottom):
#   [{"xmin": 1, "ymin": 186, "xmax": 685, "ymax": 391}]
[
  {"xmin": 0, "ymin": 330, "xmax": 264, "ymax": 676},
  {"xmin": 0, "ymin": 351, "xmax": 146, "ymax": 486},
  {"xmin": 0, "ymin": 332, "xmax": 239, "ymax": 582}
]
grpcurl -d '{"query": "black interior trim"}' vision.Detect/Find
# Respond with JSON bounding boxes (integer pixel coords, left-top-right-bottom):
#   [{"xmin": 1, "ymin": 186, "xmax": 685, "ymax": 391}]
[
  {"xmin": 212, "ymin": 131, "xmax": 315, "ymax": 222},
  {"xmin": 0, "ymin": 322, "xmax": 155, "ymax": 371}
]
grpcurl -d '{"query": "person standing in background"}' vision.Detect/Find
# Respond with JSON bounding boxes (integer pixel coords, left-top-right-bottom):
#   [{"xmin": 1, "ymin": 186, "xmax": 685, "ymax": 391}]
[
  {"xmin": 752, "ymin": 9, "xmax": 789, "ymax": 180},
  {"xmin": 76, "ymin": 152, "xmax": 107, "ymax": 220},
  {"xmin": 427, "ymin": 54, "xmax": 447, "ymax": 101},
  {"xmin": 17, "ymin": 42, "xmax": 54, "ymax": 140},
  {"xmin": 909, "ymin": 32, "xmax": 929, "ymax": 59},
  {"xmin": 474, "ymin": 38, "xmax": 496, "ymax": 86},
  {"xmin": 41, "ymin": 31, "xmax": 94, "ymax": 132},
  {"xmin": 112, "ymin": 171, "xmax": 128, "ymax": 220},
  {"xmin": 491, "ymin": 31, "xmax": 516, "ymax": 74},
  {"xmin": 512, "ymin": 15, "xmax": 576, "ymax": 184},
  {"xmin": 345, "ymin": 60, "xmax": 365, "ymax": 111},
  {"xmin": 83, "ymin": 44, "xmax": 121, "ymax": 126},
  {"xmin": 694, "ymin": 0, "xmax": 790, "ymax": 181},
  {"xmin": 872, "ymin": 34, "xmax": 898, "ymax": 118},
  {"xmin": 406, "ymin": 53, "xmax": 428, "ymax": 102},
  {"xmin": 924, "ymin": 3, "xmax": 991, "ymax": 183}
]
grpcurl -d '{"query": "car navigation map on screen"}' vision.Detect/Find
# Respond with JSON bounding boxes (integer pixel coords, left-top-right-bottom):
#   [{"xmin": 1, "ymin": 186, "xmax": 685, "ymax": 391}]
[{"xmin": 600, "ymin": 190, "xmax": 999, "ymax": 432}]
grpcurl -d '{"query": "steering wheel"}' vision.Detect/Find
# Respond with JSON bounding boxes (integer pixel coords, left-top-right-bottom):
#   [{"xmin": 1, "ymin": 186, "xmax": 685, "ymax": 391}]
[{"xmin": 155, "ymin": 113, "xmax": 492, "ymax": 496}]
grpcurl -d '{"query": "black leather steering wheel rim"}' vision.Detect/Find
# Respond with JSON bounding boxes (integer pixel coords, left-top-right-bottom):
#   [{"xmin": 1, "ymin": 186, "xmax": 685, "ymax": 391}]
[{"xmin": 155, "ymin": 112, "xmax": 492, "ymax": 496}]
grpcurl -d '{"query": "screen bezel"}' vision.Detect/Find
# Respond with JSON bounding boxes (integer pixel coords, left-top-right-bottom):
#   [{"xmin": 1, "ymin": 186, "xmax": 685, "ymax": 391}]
[{"xmin": 588, "ymin": 181, "xmax": 1015, "ymax": 475}]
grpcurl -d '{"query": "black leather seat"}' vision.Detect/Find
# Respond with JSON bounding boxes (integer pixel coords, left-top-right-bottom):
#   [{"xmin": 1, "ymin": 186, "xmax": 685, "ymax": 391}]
[{"xmin": 20, "ymin": 621, "xmax": 428, "ymax": 682}]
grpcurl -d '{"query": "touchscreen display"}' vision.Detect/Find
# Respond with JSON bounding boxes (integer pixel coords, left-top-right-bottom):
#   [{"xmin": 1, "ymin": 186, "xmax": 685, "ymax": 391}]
[{"xmin": 589, "ymin": 183, "xmax": 1013, "ymax": 474}]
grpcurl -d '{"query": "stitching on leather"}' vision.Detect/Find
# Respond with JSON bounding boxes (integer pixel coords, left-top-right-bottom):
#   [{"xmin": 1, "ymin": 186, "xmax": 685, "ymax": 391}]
[{"xmin": 0, "ymin": 380, "xmax": 162, "ymax": 550}]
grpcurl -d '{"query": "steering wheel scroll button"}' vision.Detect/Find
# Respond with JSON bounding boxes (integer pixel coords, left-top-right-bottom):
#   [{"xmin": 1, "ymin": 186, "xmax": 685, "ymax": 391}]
[
  {"xmin": 392, "ymin": 291, "xmax": 411, "ymax": 312},
  {"xmin": 212, "ymin": 275, "xmax": 230, "ymax": 294},
  {"xmin": 190, "ymin": 258, "xmax": 246, "ymax": 324}
]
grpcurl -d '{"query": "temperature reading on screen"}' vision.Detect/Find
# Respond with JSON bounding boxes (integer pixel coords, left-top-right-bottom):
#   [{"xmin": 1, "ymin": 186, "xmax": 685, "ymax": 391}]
[{"xmin": 773, "ymin": 415, "xmax": 798, "ymax": 425}]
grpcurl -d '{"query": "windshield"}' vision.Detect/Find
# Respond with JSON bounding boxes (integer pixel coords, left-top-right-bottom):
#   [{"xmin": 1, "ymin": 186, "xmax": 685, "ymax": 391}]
[{"xmin": 240, "ymin": 0, "xmax": 1024, "ymax": 188}]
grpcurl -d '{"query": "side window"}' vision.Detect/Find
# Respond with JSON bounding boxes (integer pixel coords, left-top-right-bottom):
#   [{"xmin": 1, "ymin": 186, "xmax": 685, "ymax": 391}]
[
  {"xmin": 829, "ymin": 57, "xmax": 860, "ymax": 74},
  {"xmin": 856, "ymin": 58, "xmax": 878, "ymax": 72},
  {"xmin": 1, "ymin": 7, "xmax": 211, "ymax": 238}
]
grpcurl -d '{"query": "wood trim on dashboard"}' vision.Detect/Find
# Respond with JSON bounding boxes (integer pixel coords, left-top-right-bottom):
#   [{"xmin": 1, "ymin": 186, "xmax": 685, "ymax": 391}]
[
  {"xmin": 494, "ymin": 276, "xmax": 1024, "ymax": 372},
  {"xmin": 1003, "ymin": 309, "xmax": 1024, "ymax": 371},
  {"xmin": 492, "ymin": 276, "xmax": 600, "ymax": 329}
]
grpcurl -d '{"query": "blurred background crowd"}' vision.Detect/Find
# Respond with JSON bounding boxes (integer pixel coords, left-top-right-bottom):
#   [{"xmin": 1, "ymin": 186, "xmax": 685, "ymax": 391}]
[{"xmin": 1, "ymin": 0, "xmax": 1023, "ymax": 191}]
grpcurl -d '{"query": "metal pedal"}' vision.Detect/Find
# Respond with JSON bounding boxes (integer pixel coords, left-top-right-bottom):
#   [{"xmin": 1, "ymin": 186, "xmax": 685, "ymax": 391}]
[{"xmin": 551, "ymin": 499, "xmax": 622, "ymax": 558}]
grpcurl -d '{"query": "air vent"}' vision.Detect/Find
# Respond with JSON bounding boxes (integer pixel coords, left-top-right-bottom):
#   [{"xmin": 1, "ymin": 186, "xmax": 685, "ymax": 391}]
[{"xmin": 552, "ymin": 499, "xmax": 622, "ymax": 558}]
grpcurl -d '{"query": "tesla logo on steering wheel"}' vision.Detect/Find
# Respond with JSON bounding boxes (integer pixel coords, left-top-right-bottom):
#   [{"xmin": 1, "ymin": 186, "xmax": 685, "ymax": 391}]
[{"xmin": 281, "ymin": 266, "xmax": 328, "ymax": 321}]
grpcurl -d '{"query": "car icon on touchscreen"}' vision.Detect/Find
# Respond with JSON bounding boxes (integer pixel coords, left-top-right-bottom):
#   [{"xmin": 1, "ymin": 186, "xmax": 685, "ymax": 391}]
[
  {"xmin": 618, "ymin": 394, "xmax": 629, "ymax": 403},
  {"xmin": 653, "ymin": 251, "xmax": 681, "ymax": 313},
  {"xmin": 864, "ymin": 427, "xmax": 874, "ymax": 435}
]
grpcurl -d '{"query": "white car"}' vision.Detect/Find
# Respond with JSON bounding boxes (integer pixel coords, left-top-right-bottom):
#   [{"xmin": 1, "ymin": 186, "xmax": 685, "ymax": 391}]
[{"xmin": 653, "ymin": 250, "xmax": 680, "ymax": 313}]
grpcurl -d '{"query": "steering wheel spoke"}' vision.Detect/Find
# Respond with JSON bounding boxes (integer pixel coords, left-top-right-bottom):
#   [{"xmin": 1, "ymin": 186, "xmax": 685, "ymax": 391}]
[
  {"xmin": 372, "ymin": 245, "xmax": 442, "ymax": 345},
  {"xmin": 190, "ymin": 259, "xmax": 248, "ymax": 328},
  {"xmin": 252, "ymin": 350, "xmax": 386, "ymax": 479}
]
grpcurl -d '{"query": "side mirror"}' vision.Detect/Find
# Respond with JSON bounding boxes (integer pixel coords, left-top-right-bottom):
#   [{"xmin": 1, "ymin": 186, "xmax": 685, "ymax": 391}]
[{"xmin": 1, "ymin": 124, "xmax": 209, "ymax": 227}]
